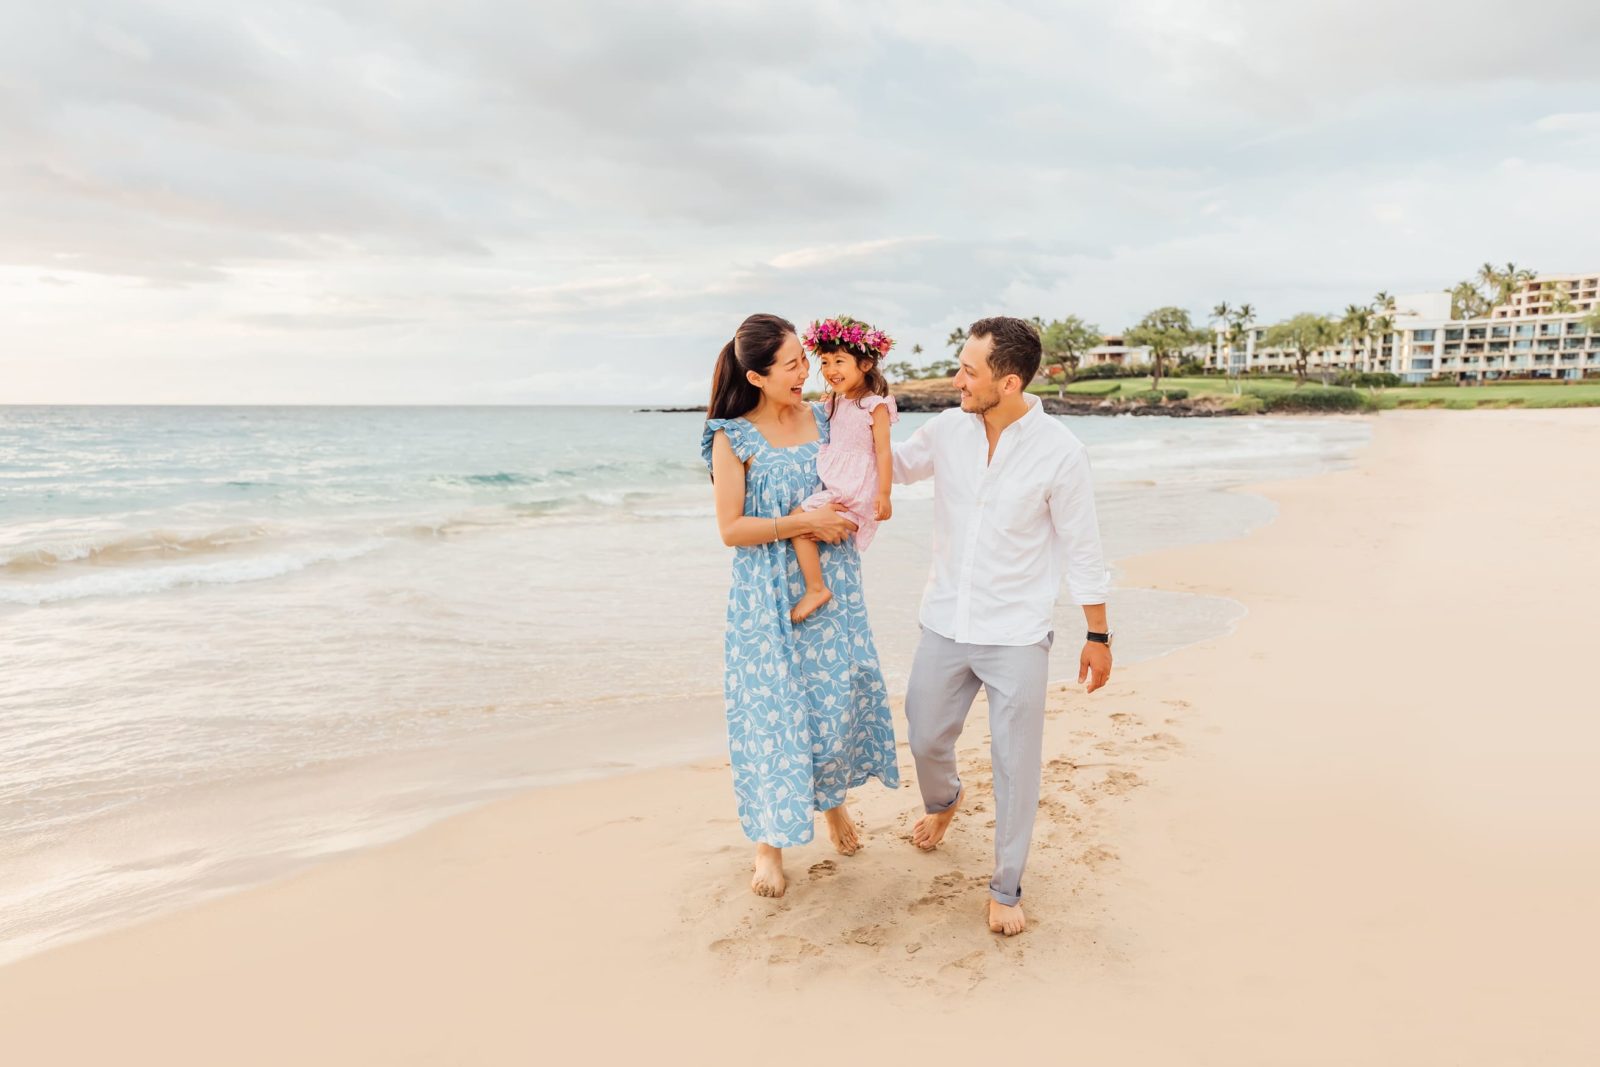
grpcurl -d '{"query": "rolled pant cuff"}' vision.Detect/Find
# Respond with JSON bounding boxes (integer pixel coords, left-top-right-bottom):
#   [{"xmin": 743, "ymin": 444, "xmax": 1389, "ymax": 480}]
[
  {"xmin": 924, "ymin": 779, "xmax": 962, "ymax": 814},
  {"xmin": 989, "ymin": 884, "xmax": 1021, "ymax": 907}
]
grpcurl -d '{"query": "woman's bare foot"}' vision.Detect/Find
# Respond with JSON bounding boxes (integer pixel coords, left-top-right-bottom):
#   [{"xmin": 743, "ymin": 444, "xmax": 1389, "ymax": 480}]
[
  {"xmin": 751, "ymin": 843, "xmax": 786, "ymax": 897},
  {"xmin": 823, "ymin": 804, "xmax": 861, "ymax": 856},
  {"xmin": 910, "ymin": 787, "xmax": 964, "ymax": 851},
  {"xmin": 988, "ymin": 899, "xmax": 1026, "ymax": 936},
  {"xmin": 789, "ymin": 587, "xmax": 832, "ymax": 624}
]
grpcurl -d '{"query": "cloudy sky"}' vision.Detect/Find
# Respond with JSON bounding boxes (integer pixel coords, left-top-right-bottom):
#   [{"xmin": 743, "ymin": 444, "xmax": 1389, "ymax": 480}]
[{"xmin": 4, "ymin": 0, "xmax": 1599, "ymax": 404}]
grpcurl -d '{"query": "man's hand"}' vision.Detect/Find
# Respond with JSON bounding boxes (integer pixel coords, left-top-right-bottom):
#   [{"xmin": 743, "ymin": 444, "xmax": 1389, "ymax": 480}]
[{"xmin": 1078, "ymin": 642, "xmax": 1112, "ymax": 693}]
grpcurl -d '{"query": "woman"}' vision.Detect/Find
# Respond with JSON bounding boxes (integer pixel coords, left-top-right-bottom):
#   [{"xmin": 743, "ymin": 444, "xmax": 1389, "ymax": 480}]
[{"xmin": 701, "ymin": 313, "xmax": 901, "ymax": 898}]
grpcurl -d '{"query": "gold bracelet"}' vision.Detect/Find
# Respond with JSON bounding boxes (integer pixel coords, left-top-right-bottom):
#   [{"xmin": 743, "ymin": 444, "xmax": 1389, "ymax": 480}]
[{"xmin": 773, "ymin": 515, "xmax": 780, "ymax": 541}]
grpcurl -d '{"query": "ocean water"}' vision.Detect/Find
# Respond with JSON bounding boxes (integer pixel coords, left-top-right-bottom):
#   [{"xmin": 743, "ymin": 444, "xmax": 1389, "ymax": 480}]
[{"xmin": 0, "ymin": 404, "xmax": 1370, "ymax": 964}]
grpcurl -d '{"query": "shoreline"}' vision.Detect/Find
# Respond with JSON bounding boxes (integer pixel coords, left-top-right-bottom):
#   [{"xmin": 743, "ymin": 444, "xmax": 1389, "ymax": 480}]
[
  {"xmin": 0, "ymin": 411, "xmax": 1368, "ymax": 968},
  {"xmin": 2, "ymin": 409, "xmax": 1594, "ymax": 1065}
]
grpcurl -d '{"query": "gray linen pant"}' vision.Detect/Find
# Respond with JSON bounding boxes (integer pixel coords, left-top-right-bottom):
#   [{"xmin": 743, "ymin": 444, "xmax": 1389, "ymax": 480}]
[{"xmin": 905, "ymin": 627, "xmax": 1052, "ymax": 906}]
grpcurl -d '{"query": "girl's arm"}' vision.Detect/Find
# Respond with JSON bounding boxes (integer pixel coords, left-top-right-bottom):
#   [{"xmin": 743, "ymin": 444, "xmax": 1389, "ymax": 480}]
[
  {"xmin": 711, "ymin": 431, "xmax": 855, "ymax": 546},
  {"xmin": 871, "ymin": 405, "xmax": 894, "ymax": 521}
]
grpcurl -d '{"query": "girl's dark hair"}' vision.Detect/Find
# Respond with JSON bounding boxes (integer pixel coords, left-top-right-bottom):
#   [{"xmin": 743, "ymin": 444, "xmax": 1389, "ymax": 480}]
[{"xmin": 823, "ymin": 350, "xmax": 890, "ymax": 420}]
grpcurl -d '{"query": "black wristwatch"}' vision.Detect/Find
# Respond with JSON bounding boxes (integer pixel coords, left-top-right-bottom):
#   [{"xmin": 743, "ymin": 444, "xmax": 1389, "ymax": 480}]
[{"xmin": 1086, "ymin": 631, "xmax": 1113, "ymax": 646}]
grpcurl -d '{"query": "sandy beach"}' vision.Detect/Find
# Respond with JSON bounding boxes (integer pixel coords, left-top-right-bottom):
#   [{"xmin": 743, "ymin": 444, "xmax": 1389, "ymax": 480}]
[{"xmin": 1, "ymin": 409, "xmax": 1596, "ymax": 1065}]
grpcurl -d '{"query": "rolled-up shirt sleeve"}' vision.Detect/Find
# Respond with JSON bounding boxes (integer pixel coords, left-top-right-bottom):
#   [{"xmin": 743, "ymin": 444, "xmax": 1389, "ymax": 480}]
[
  {"xmin": 1049, "ymin": 447, "xmax": 1111, "ymax": 605},
  {"xmin": 892, "ymin": 419, "xmax": 937, "ymax": 484}
]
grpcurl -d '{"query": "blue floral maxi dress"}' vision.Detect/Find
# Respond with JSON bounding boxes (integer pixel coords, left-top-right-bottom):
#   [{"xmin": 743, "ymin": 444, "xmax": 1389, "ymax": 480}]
[{"xmin": 701, "ymin": 403, "xmax": 901, "ymax": 847}]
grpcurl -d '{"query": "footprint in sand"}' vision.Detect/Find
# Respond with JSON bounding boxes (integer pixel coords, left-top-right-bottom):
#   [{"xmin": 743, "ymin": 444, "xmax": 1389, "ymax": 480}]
[
  {"xmin": 846, "ymin": 924, "xmax": 887, "ymax": 948},
  {"xmin": 1098, "ymin": 769, "xmax": 1145, "ymax": 795},
  {"xmin": 1081, "ymin": 844, "xmax": 1119, "ymax": 870},
  {"xmin": 940, "ymin": 950, "xmax": 989, "ymax": 989},
  {"xmin": 910, "ymin": 871, "xmax": 974, "ymax": 913},
  {"xmin": 1044, "ymin": 764, "xmax": 1078, "ymax": 791},
  {"xmin": 808, "ymin": 860, "xmax": 838, "ymax": 879},
  {"xmin": 766, "ymin": 936, "xmax": 824, "ymax": 964},
  {"xmin": 1134, "ymin": 731, "xmax": 1184, "ymax": 761}
]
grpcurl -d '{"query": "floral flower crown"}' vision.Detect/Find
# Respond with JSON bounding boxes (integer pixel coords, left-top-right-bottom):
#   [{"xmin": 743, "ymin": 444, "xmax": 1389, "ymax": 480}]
[{"xmin": 801, "ymin": 315, "xmax": 894, "ymax": 362}]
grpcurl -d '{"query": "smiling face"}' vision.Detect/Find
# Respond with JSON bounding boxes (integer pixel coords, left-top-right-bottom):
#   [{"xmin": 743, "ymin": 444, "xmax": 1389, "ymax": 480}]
[
  {"xmin": 818, "ymin": 350, "xmax": 870, "ymax": 398},
  {"xmin": 745, "ymin": 332, "xmax": 808, "ymax": 408},
  {"xmin": 953, "ymin": 334, "xmax": 1013, "ymax": 414}
]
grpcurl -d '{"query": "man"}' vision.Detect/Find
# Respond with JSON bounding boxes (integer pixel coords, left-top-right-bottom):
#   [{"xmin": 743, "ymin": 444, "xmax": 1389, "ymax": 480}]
[{"xmin": 892, "ymin": 316, "xmax": 1112, "ymax": 936}]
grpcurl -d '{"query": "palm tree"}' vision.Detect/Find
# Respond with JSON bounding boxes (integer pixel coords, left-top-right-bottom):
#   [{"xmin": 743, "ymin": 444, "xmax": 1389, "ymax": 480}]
[
  {"xmin": 944, "ymin": 327, "xmax": 968, "ymax": 355},
  {"xmin": 1340, "ymin": 304, "xmax": 1372, "ymax": 372},
  {"xmin": 1451, "ymin": 280, "xmax": 1488, "ymax": 320},
  {"xmin": 1476, "ymin": 263, "xmax": 1501, "ymax": 301},
  {"xmin": 1546, "ymin": 287, "xmax": 1576, "ymax": 315},
  {"xmin": 1495, "ymin": 262, "xmax": 1535, "ymax": 307},
  {"xmin": 1224, "ymin": 304, "xmax": 1255, "ymax": 378},
  {"xmin": 1370, "ymin": 314, "xmax": 1394, "ymax": 372},
  {"xmin": 1210, "ymin": 302, "xmax": 1233, "ymax": 370}
]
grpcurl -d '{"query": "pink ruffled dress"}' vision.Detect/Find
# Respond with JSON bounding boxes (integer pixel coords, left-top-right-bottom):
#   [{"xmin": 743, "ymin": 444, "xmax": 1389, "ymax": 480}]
[{"xmin": 802, "ymin": 395, "xmax": 897, "ymax": 551}]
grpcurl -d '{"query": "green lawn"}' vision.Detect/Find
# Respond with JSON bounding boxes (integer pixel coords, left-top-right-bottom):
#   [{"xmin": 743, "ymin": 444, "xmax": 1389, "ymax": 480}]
[{"xmin": 1033, "ymin": 376, "xmax": 1600, "ymax": 409}]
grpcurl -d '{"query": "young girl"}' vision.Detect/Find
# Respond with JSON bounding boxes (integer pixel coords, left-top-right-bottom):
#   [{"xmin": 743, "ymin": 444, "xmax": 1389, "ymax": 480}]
[{"xmin": 789, "ymin": 315, "xmax": 898, "ymax": 624}]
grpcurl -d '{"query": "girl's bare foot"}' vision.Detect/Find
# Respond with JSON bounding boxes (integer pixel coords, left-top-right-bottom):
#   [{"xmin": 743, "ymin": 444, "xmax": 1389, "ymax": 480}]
[
  {"xmin": 789, "ymin": 588, "xmax": 832, "ymax": 624},
  {"xmin": 823, "ymin": 804, "xmax": 861, "ymax": 856},
  {"xmin": 751, "ymin": 843, "xmax": 786, "ymax": 897},
  {"xmin": 988, "ymin": 899, "xmax": 1026, "ymax": 936},
  {"xmin": 911, "ymin": 788, "xmax": 964, "ymax": 851}
]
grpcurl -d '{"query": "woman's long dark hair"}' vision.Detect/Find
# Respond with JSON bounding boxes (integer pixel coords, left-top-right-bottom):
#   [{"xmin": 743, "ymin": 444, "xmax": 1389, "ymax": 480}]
[
  {"xmin": 825, "ymin": 351, "xmax": 890, "ymax": 420},
  {"xmin": 707, "ymin": 313, "xmax": 796, "ymax": 421}
]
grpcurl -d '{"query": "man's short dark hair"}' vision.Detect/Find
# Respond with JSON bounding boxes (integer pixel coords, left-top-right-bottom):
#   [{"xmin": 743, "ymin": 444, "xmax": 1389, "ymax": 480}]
[{"xmin": 968, "ymin": 316, "xmax": 1041, "ymax": 386}]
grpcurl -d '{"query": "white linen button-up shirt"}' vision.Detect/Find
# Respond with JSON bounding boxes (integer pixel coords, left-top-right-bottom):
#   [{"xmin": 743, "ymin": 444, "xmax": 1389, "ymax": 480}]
[{"xmin": 891, "ymin": 394, "xmax": 1111, "ymax": 646}]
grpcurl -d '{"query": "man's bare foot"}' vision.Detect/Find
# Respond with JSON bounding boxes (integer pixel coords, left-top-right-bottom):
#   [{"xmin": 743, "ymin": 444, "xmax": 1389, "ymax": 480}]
[
  {"xmin": 823, "ymin": 804, "xmax": 861, "ymax": 856},
  {"xmin": 789, "ymin": 588, "xmax": 832, "ymax": 624},
  {"xmin": 911, "ymin": 788, "xmax": 964, "ymax": 851},
  {"xmin": 751, "ymin": 843, "xmax": 786, "ymax": 897},
  {"xmin": 988, "ymin": 899, "xmax": 1026, "ymax": 936}
]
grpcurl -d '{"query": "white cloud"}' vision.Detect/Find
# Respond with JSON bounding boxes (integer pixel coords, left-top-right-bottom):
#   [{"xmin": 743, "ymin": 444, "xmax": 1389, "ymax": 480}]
[{"xmin": 1, "ymin": 0, "xmax": 1598, "ymax": 402}]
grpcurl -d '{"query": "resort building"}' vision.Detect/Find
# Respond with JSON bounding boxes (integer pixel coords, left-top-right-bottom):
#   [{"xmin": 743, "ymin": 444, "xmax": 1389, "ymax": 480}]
[{"xmin": 1199, "ymin": 275, "xmax": 1600, "ymax": 383}]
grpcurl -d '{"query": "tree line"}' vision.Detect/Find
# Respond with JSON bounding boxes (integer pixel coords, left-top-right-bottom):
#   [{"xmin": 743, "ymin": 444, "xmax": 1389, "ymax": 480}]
[{"xmin": 884, "ymin": 265, "xmax": 1600, "ymax": 390}]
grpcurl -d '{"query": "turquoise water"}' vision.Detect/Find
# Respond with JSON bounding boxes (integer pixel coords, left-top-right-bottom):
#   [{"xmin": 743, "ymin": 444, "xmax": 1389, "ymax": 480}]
[{"xmin": 0, "ymin": 404, "xmax": 1370, "ymax": 964}]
